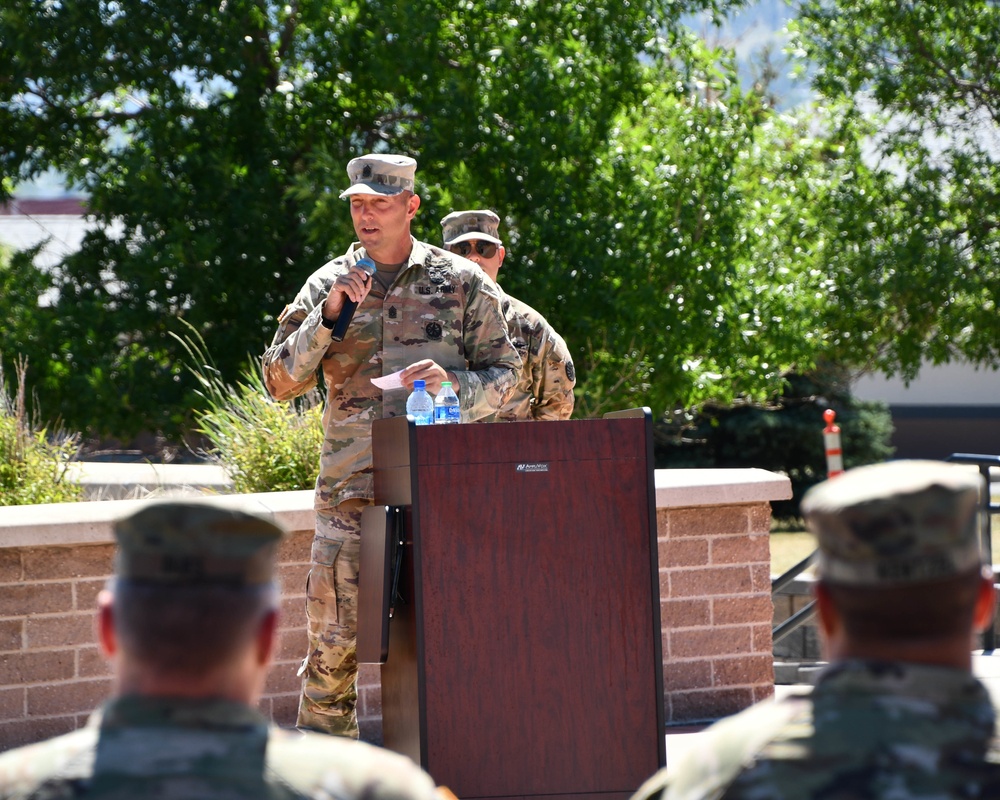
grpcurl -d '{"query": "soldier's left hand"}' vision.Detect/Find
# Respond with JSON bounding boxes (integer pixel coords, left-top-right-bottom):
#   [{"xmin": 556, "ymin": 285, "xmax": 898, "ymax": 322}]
[{"xmin": 401, "ymin": 360, "xmax": 456, "ymax": 394}]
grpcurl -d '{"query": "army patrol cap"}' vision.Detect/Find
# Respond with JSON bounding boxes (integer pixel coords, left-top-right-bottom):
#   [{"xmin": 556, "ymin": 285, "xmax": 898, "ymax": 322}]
[
  {"xmin": 339, "ymin": 154, "xmax": 417, "ymax": 198},
  {"xmin": 440, "ymin": 209, "xmax": 503, "ymax": 246},
  {"xmin": 113, "ymin": 501, "xmax": 286, "ymax": 586},
  {"xmin": 802, "ymin": 459, "xmax": 984, "ymax": 586}
]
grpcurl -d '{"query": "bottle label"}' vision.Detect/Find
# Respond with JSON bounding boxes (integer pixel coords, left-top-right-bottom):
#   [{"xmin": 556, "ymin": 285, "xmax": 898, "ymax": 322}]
[{"xmin": 434, "ymin": 405, "xmax": 461, "ymax": 424}]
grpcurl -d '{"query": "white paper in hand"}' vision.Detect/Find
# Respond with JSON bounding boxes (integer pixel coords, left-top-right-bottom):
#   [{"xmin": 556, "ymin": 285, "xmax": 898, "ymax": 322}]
[{"xmin": 372, "ymin": 370, "xmax": 405, "ymax": 390}]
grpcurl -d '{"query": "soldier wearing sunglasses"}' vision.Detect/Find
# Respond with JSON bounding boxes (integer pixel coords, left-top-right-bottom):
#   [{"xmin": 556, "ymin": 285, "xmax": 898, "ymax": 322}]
[{"xmin": 441, "ymin": 209, "xmax": 576, "ymax": 421}]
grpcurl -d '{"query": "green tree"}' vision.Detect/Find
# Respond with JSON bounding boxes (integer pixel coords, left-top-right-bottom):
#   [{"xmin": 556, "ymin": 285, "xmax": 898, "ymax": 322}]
[
  {"xmin": 791, "ymin": 0, "xmax": 1000, "ymax": 381},
  {"xmin": 0, "ymin": 0, "xmax": 739, "ymax": 440},
  {"xmin": 655, "ymin": 366, "xmax": 895, "ymax": 520}
]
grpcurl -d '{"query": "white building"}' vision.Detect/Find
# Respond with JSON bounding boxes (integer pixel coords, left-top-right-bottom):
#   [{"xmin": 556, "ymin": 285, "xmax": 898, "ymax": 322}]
[{"xmin": 853, "ymin": 363, "xmax": 1000, "ymax": 460}]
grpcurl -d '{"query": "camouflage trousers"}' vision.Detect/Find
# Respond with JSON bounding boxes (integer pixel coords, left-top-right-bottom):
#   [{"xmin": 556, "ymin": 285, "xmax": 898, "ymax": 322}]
[{"xmin": 296, "ymin": 498, "xmax": 370, "ymax": 738}]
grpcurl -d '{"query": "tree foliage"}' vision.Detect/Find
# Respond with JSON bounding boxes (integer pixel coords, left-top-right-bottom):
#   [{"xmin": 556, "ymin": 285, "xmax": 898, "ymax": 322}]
[
  {"xmin": 1, "ymin": 0, "xmax": 749, "ymax": 438},
  {"xmin": 655, "ymin": 366, "xmax": 895, "ymax": 520},
  {"xmin": 791, "ymin": 0, "xmax": 1000, "ymax": 381},
  {"xmin": 3, "ymin": 0, "xmax": 990, "ymax": 447}
]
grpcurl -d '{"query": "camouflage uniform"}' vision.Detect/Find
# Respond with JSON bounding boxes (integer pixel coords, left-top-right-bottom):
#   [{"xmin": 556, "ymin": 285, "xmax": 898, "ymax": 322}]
[
  {"xmin": 438, "ymin": 209, "xmax": 575, "ymax": 422},
  {"xmin": 634, "ymin": 660, "xmax": 1000, "ymax": 800},
  {"xmin": 0, "ymin": 695, "xmax": 442, "ymax": 799},
  {"xmin": 633, "ymin": 459, "xmax": 998, "ymax": 800},
  {"xmin": 262, "ymin": 238, "xmax": 519, "ymax": 736},
  {"xmin": 485, "ymin": 293, "xmax": 575, "ymax": 422}
]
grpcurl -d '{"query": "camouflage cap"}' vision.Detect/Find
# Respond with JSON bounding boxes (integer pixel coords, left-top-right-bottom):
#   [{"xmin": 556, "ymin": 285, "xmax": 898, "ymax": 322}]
[
  {"xmin": 113, "ymin": 501, "xmax": 286, "ymax": 587},
  {"xmin": 339, "ymin": 154, "xmax": 417, "ymax": 198},
  {"xmin": 802, "ymin": 459, "xmax": 984, "ymax": 586},
  {"xmin": 440, "ymin": 209, "xmax": 503, "ymax": 246}
]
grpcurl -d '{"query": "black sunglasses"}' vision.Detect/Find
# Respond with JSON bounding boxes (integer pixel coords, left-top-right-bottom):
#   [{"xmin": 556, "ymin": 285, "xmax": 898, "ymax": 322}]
[{"xmin": 449, "ymin": 240, "xmax": 498, "ymax": 258}]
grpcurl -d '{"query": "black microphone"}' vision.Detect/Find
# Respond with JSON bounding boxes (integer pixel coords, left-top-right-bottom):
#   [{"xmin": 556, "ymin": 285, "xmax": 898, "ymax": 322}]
[{"xmin": 331, "ymin": 257, "xmax": 377, "ymax": 342}]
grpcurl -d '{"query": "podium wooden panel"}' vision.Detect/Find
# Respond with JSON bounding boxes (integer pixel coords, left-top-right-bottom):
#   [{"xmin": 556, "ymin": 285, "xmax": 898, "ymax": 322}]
[{"xmin": 367, "ymin": 413, "xmax": 665, "ymax": 800}]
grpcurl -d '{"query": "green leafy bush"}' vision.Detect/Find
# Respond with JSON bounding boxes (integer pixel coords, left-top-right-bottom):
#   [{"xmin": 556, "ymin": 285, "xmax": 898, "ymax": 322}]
[
  {"xmin": 177, "ymin": 329, "xmax": 323, "ymax": 495},
  {"xmin": 654, "ymin": 366, "xmax": 895, "ymax": 521},
  {"xmin": 0, "ymin": 359, "xmax": 83, "ymax": 506}
]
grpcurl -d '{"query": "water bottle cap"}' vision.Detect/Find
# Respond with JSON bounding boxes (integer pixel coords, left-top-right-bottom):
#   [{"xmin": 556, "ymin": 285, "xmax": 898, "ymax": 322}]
[
  {"xmin": 441, "ymin": 381, "xmax": 452, "ymax": 387},
  {"xmin": 414, "ymin": 379, "xmax": 426, "ymax": 389}
]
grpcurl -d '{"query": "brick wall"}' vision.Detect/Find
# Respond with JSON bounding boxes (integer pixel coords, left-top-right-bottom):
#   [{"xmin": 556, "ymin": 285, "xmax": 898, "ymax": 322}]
[
  {"xmin": 1, "ymin": 472, "xmax": 789, "ymax": 751},
  {"xmin": 0, "ymin": 522, "xmax": 387, "ymax": 750},
  {"xmin": 657, "ymin": 502, "xmax": 776, "ymax": 724}
]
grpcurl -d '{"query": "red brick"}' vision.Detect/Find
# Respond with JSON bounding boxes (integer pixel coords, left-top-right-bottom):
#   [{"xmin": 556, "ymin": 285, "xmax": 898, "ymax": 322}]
[
  {"xmin": 263, "ymin": 691, "xmax": 297, "ymax": 727},
  {"xmin": 278, "ymin": 531, "xmax": 314, "ymax": 564},
  {"xmin": 277, "ymin": 563, "xmax": 310, "ymax": 594},
  {"xmin": 711, "ymin": 535, "xmax": 769, "ymax": 566},
  {"xmin": 264, "ymin": 663, "xmax": 301, "ymax": 695},
  {"xmin": 670, "ymin": 566, "xmax": 753, "ymax": 598},
  {"xmin": 658, "ymin": 570, "xmax": 671, "ymax": 601},
  {"xmin": 754, "ymin": 684, "xmax": 777, "ymax": 703},
  {"xmin": 669, "ymin": 506, "xmax": 750, "ymax": 538},
  {"xmin": 0, "ymin": 620, "xmax": 22, "ymax": 653},
  {"xmin": 712, "ymin": 655, "xmax": 774, "ymax": 687},
  {"xmin": 0, "ymin": 583, "xmax": 73, "ymax": 618},
  {"xmin": 0, "ymin": 687, "xmax": 25, "ymax": 720},
  {"xmin": 752, "ymin": 623, "xmax": 775, "ymax": 653},
  {"xmin": 714, "ymin": 596, "xmax": 774, "ymax": 626},
  {"xmin": 0, "ymin": 650, "xmax": 75, "ymax": 685},
  {"xmin": 74, "ymin": 579, "xmax": 108, "ymax": 611},
  {"xmin": 22, "ymin": 545, "xmax": 114, "ymax": 581},
  {"xmin": 663, "ymin": 598, "xmax": 711, "ymax": 629},
  {"xmin": 672, "ymin": 627, "xmax": 752, "ymax": 659},
  {"xmin": 78, "ymin": 647, "xmax": 113, "ymax": 679},
  {"xmin": 750, "ymin": 563, "xmax": 772, "ymax": 592},
  {"xmin": 0, "ymin": 716, "xmax": 76, "ymax": 751},
  {"xmin": 750, "ymin": 504, "xmax": 773, "ymax": 533},
  {"xmin": 671, "ymin": 687, "xmax": 756, "ymax": 723},
  {"xmin": 663, "ymin": 659, "xmax": 711, "ymax": 692},
  {"xmin": 25, "ymin": 614, "xmax": 96, "ymax": 649},
  {"xmin": 27, "ymin": 679, "xmax": 112, "ymax": 716},
  {"xmin": 276, "ymin": 629, "xmax": 306, "ymax": 662},
  {"xmin": 279, "ymin": 596, "xmax": 306, "ymax": 626},
  {"xmin": 661, "ymin": 539, "xmax": 709, "ymax": 569},
  {"xmin": 0, "ymin": 550, "xmax": 21, "ymax": 583},
  {"xmin": 655, "ymin": 509, "xmax": 670, "ymax": 538}
]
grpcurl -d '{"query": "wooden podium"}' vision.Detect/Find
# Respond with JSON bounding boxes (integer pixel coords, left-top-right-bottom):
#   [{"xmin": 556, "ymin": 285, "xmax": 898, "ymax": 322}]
[{"xmin": 359, "ymin": 411, "xmax": 665, "ymax": 800}]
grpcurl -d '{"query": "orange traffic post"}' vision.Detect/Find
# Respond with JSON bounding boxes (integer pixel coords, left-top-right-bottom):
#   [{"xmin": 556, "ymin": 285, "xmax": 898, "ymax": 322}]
[{"xmin": 823, "ymin": 408, "xmax": 844, "ymax": 478}]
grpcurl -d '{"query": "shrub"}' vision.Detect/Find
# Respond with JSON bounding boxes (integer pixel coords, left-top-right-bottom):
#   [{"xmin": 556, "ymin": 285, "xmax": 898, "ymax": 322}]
[
  {"xmin": 176, "ymin": 328, "xmax": 324, "ymax": 494},
  {"xmin": 0, "ymin": 359, "xmax": 83, "ymax": 506},
  {"xmin": 654, "ymin": 366, "xmax": 895, "ymax": 521}
]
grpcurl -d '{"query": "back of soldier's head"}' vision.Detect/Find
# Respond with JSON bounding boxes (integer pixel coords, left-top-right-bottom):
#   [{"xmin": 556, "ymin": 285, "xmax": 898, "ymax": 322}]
[
  {"xmin": 802, "ymin": 460, "xmax": 985, "ymax": 640},
  {"xmin": 110, "ymin": 500, "xmax": 286, "ymax": 675}
]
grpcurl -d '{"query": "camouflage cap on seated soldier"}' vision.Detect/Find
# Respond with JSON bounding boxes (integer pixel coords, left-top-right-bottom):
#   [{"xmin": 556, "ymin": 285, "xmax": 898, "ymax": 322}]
[
  {"xmin": 440, "ymin": 209, "xmax": 503, "ymax": 246},
  {"xmin": 339, "ymin": 153, "xmax": 417, "ymax": 198},
  {"xmin": 801, "ymin": 459, "xmax": 984, "ymax": 586},
  {"xmin": 113, "ymin": 501, "xmax": 286, "ymax": 587}
]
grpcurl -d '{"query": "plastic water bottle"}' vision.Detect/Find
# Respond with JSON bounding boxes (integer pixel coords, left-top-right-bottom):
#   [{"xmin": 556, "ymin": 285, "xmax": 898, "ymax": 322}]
[
  {"xmin": 433, "ymin": 381, "xmax": 461, "ymax": 424},
  {"xmin": 405, "ymin": 380, "xmax": 434, "ymax": 426}
]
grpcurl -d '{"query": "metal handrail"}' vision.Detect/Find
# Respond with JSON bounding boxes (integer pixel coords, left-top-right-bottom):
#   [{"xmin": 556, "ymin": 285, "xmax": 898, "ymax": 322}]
[
  {"xmin": 945, "ymin": 453, "xmax": 1000, "ymax": 651},
  {"xmin": 772, "ymin": 454, "xmax": 1000, "ymax": 652},
  {"xmin": 771, "ymin": 547, "xmax": 818, "ymax": 641}
]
